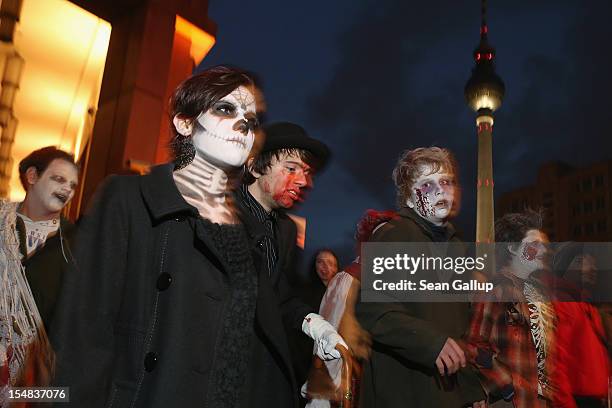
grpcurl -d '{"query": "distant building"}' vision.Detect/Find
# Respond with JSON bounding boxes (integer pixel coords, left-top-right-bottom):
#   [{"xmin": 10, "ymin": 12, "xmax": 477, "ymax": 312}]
[{"xmin": 496, "ymin": 161, "xmax": 612, "ymax": 242}]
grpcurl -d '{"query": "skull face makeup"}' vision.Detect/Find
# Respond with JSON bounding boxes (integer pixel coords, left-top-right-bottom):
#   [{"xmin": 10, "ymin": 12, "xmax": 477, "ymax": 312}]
[
  {"xmin": 510, "ymin": 229, "xmax": 549, "ymax": 279},
  {"xmin": 190, "ymin": 86, "xmax": 258, "ymax": 168},
  {"xmin": 26, "ymin": 159, "xmax": 79, "ymax": 218},
  {"xmin": 406, "ymin": 164, "xmax": 456, "ymax": 225}
]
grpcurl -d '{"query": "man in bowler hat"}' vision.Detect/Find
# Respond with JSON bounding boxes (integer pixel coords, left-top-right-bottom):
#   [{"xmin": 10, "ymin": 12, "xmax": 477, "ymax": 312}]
[{"xmin": 235, "ymin": 122, "xmax": 344, "ymax": 397}]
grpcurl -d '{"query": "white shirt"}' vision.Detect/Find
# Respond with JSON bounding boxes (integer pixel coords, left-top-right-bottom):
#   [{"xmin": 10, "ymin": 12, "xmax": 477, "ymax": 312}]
[{"xmin": 16, "ymin": 213, "xmax": 59, "ymax": 256}]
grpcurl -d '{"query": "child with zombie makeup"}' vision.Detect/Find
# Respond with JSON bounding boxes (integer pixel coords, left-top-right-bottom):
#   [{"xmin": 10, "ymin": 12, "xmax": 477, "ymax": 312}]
[
  {"xmin": 465, "ymin": 210, "xmax": 558, "ymax": 408},
  {"xmin": 235, "ymin": 122, "xmax": 349, "ymax": 399},
  {"xmin": 0, "ymin": 146, "xmax": 78, "ymax": 403},
  {"xmin": 355, "ymin": 147, "xmax": 485, "ymax": 408},
  {"xmin": 50, "ymin": 66, "xmax": 326, "ymax": 408}
]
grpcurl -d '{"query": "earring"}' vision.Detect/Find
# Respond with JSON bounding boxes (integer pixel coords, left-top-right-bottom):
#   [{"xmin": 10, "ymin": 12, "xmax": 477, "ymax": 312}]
[{"xmin": 172, "ymin": 135, "xmax": 196, "ymax": 170}]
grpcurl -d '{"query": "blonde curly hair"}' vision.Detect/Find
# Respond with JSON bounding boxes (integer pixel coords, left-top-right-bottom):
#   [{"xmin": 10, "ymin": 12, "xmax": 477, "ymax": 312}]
[{"xmin": 392, "ymin": 146, "xmax": 459, "ymax": 209}]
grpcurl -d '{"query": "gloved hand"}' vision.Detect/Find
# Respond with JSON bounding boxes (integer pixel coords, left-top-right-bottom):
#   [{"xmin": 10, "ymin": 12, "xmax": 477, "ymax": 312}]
[{"xmin": 301, "ymin": 313, "xmax": 348, "ymax": 360}]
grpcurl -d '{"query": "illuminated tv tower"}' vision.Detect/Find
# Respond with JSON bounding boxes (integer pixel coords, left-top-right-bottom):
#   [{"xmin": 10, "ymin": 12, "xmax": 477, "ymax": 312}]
[{"xmin": 465, "ymin": 0, "xmax": 505, "ymax": 243}]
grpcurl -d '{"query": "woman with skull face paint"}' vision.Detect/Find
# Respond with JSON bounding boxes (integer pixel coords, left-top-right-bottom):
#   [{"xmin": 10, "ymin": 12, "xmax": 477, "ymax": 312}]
[
  {"xmin": 355, "ymin": 147, "xmax": 485, "ymax": 408},
  {"xmin": 51, "ymin": 66, "xmax": 302, "ymax": 408}
]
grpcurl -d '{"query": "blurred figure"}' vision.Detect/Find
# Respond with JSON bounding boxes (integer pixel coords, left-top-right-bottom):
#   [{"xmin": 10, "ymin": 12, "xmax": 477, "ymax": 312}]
[
  {"xmin": 303, "ymin": 210, "xmax": 392, "ymax": 407},
  {"xmin": 465, "ymin": 210, "xmax": 555, "ymax": 407},
  {"xmin": 549, "ymin": 243, "xmax": 609, "ymax": 408},
  {"xmin": 0, "ymin": 146, "xmax": 78, "ymax": 404}
]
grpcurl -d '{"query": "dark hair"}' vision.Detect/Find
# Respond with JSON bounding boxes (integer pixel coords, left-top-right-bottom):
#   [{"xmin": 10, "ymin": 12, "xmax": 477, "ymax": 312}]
[
  {"xmin": 315, "ymin": 248, "xmax": 338, "ymax": 263},
  {"xmin": 169, "ymin": 65, "xmax": 261, "ymax": 168},
  {"xmin": 18, "ymin": 146, "xmax": 77, "ymax": 191},
  {"xmin": 310, "ymin": 248, "xmax": 339, "ymax": 279},
  {"xmin": 495, "ymin": 209, "xmax": 543, "ymax": 266},
  {"xmin": 242, "ymin": 147, "xmax": 317, "ymax": 185},
  {"xmin": 392, "ymin": 146, "xmax": 459, "ymax": 209}
]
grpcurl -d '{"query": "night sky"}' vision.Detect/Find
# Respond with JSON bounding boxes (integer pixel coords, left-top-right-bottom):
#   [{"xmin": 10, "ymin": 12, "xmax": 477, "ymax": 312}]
[{"xmin": 198, "ymin": 0, "xmax": 612, "ymax": 274}]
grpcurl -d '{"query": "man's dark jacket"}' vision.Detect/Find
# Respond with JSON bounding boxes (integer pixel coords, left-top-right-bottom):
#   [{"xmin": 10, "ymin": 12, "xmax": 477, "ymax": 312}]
[
  {"xmin": 233, "ymin": 188, "xmax": 314, "ymax": 390},
  {"xmin": 51, "ymin": 164, "xmax": 300, "ymax": 407},
  {"xmin": 17, "ymin": 216, "xmax": 75, "ymax": 330},
  {"xmin": 355, "ymin": 207, "xmax": 484, "ymax": 407},
  {"xmin": 232, "ymin": 190, "xmax": 312, "ymax": 330}
]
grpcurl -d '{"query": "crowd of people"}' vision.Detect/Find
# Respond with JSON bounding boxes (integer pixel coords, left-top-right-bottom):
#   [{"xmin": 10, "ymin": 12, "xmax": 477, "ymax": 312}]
[{"xmin": 0, "ymin": 65, "xmax": 609, "ymax": 407}]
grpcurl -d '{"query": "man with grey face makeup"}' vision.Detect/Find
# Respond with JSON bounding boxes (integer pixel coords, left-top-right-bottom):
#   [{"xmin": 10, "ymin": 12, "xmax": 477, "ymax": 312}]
[
  {"xmin": 356, "ymin": 147, "xmax": 485, "ymax": 407},
  {"xmin": 0, "ymin": 146, "xmax": 78, "ymax": 400},
  {"xmin": 51, "ymin": 66, "xmax": 307, "ymax": 408}
]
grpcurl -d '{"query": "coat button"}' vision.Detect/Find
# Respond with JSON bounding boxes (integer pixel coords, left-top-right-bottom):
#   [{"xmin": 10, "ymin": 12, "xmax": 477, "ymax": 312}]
[
  {"xmin": 174, "ymin": 216, "xmax": 184, "ymax": 222},
  {"xmin": 144, "ymin": 352, "xmax": 157, "ymax": 372},
  {"xmin": 257, "ymin": 240, "xmax": 265, "ymax": 249},
  {"xmin": 156, "ymin": 273, "xmax": 172, "ymax": 291}
]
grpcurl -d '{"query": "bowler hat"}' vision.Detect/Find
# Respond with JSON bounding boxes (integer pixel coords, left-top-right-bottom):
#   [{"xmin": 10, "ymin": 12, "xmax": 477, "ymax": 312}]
[{"xmin": 261, "ymin": 122, "xmax": 330, "ymax": 168}]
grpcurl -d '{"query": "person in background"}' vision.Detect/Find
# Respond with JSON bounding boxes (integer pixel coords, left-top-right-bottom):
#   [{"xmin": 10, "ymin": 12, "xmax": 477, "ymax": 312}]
[
  {"xmin": 293, "ymin": 248, "xmax": 341, "ymax": 400},
  {"xmin": 315, "ymin": 249, "xmax": 339, "ymax": 288},
  {"xmin": 301, "ymin": 249, "xmax": 340, "ymax": 312},
  {"xmin": 0, "ymin": 146, "xmax": 78, "ymax": 404},
  {"xmin": 303, "ymin": 210, "xmax": 391, "ymax": 407},
  {"xmin": 549, "ymin": 243, "xmax": 609, "ymax": 408}
]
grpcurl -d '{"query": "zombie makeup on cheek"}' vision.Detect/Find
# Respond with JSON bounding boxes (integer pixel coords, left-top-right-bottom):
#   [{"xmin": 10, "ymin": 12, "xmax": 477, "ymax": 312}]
[
  {"xmin": 522, "ymin": 242, "xmax": 539, "ymax": 261},
  {"xmin": 414, "ymin": 188, "xmax": 435, "ymax": 217},
  {"xmin": 272, "ymin": 173, "xmax": 302, "ymax": 207}
]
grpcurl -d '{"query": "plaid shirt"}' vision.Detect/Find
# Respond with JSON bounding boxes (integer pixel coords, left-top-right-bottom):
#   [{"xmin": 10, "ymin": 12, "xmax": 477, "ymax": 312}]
[{"xmin": 464, "ymin": 272, "xmax": 556, "ymax": 408}]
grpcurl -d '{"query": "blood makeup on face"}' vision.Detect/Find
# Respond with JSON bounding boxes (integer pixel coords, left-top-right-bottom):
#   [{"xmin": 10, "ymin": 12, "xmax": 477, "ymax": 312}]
[
  {"xmin": 522, "ymin": 243, "xmax": 539, "ymax": 261},
  {"xmin": 517, "ymin": 230, "xmax": 549, "ymax": 272},
  {"xmin": 258, "ymin": 155, "xmax": 311, "ymax": 210},
  {"xmin": 271, "ymin": 170, "xmax": 303, "ymax": 207},
  {"xmin": 413, "ymin": 177, "xmax": 454, "ymax": 218},
  {"xmin": 415, "ymin": 188, "xmax": 435, "ymax": 217}
]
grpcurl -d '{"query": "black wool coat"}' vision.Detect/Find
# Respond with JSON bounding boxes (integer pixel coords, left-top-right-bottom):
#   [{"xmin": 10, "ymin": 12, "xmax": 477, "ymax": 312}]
[
  {"xmin": 355, "ymin": 207, "xmax": 485, "ymax": 408},
  {"xmin": 51, "ymin": 164, "xmax": 299, "ymax": 408}
]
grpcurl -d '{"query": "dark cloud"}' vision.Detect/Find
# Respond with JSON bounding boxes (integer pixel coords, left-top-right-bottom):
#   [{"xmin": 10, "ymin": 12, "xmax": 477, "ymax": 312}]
[
  {"xmin": 200, "ymin": 0, "xmax": 612, "ymax": 270},
  {"xmin": 304, "ymin": 0, "xmax": 612, "ymax": 243}
]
